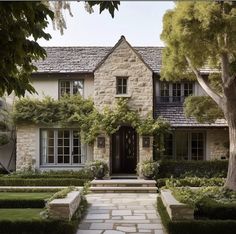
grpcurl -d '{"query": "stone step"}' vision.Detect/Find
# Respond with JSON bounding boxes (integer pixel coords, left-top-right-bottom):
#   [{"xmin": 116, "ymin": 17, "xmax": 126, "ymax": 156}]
[
  {"xmin": 91, "ymin": 179, "xmax": 156, "ymax": 188},
  {"xmin": 90, "ymin": 186, "xmax": 158, "ymax": 193}
]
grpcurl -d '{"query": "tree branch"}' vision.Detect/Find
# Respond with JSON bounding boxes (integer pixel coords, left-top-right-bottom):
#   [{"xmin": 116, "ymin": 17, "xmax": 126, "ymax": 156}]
[{"xmin": 185, "ymin": 56, "xmax": 223, "ymax": 108}]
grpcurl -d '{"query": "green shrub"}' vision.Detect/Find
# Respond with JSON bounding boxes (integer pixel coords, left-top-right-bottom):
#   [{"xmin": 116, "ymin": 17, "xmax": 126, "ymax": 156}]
[
  {"xmin": 195, "ymin": 198, "xmax": 236, "ymax": 220},
  {"xmin": 0, "ymin": 219, "xmax": 76, "ymax": 234},
  {"xmin": 166, "ymin": 177, "xmax": 225, "ymax": 187},
  {"xmin": 157, "ymin": 160, "xmax": 228, "ymax": 178},
  {"xmin": 0, "ymin": 178, "xmax": 88, "ymax": 186},
  {"xmin": 157, "ymin": 197, "xmax": 236, "ymax": 234},
  {"xmin": 0, "ymin": 199, "xmax": 46, "ymax": 208},
  {"xmin": 6, "ymin": 169, "xmax": 93, "ymax": 179}
]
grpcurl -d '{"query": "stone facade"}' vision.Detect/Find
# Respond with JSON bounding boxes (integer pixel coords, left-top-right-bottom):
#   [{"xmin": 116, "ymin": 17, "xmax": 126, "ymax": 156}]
[
  {"xmin": 93, "ymin": 38, "xmax": 153, "ymax": 169},
  {"xmin": 207, "ymin": 129, "xmax": 229, "ymax": 160},
  {"xmin": 16, "ymin": 125, "xmax": 38, "ymax": 171}
]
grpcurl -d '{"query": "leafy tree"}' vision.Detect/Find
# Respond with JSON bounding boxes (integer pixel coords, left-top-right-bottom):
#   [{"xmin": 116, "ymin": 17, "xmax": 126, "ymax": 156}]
[
  {"xmin": 161, "ymin": 1, "xmax": 236, "ymax": 190},
  {"xmin": 0, "ymin": 1, "xmax": 120, "ymax": 97}
]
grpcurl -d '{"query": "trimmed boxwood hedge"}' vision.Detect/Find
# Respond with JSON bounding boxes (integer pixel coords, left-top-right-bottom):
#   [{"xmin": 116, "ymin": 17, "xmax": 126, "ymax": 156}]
[
  {"xmin": 157, "ymin": 160, "xmax": 228, "ymax": 178},
  {"xmin": 157, "ymin": 197, "xmax": 236, "ymax": 234},
  {"xmin": 0, "ymin": 199, "xmax": 46, "ymax": 208},
  {"xmin": 0, "ymin": 178, "xmax": 88, "ymax": 186},
  {"xmin": 195, "ymin": 198, "xmax": 236, "ymax": 220},
  {"xmin": 0, "ymin": 219, "xmax": 77, "ymax": 234}
]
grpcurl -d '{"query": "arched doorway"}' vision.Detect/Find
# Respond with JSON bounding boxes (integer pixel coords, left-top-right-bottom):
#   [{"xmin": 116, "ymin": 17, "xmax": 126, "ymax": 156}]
[{"xmin": 111, "ymin": 126, "xmax": 137, "ymax": 174}]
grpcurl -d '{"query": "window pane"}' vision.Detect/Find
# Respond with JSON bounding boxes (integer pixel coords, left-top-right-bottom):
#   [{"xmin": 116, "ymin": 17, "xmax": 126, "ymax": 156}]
[
  {"xmin": 184, "ymin": 83, "xmax": 193, "ymax": 97},
  {"xmin": 116, "ymin": 77, "xmax": 128, "ymax": 94},
  {"xmin": 73, "ymin": 80, "xmax": 84, "ymax": 96},
  {"xmin": 60, "ymin": 81, "xmax": 70, "ymax": 96},
  {"xmin": 160, "ymin": 83, "xmax": 169, "ymax": 102},
  {"xmin": 176, "ymin": 132, "xmax": 188, "ymax": 160},
  {"xmin": 172, "ymin": 83, "xmax": 181, "ymax": 102},
  {"xmin": 191, "ymin": 133, "xmax": 204, "ymax": 160}
]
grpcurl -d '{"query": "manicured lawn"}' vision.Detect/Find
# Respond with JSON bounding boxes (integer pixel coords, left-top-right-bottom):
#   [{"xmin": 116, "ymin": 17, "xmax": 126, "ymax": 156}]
[
  {"xmin": 0, "ymin": 209, "xmax": 43, "ymax": 220},
  {"xmin": 0, "ymin": 192, "xmax": 53, "ymax": 200}
]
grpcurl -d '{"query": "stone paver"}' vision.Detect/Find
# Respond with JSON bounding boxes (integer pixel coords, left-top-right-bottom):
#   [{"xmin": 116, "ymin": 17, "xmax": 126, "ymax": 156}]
[{"xmin": 77, "ymin": 193, "xmax": 165, "ymax": 234}]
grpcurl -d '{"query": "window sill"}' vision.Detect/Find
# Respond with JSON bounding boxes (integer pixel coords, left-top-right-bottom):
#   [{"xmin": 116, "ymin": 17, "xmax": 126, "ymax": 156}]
[{"xmin": 115, "ymin": 94, "xmax": 131, "ymax": 98}]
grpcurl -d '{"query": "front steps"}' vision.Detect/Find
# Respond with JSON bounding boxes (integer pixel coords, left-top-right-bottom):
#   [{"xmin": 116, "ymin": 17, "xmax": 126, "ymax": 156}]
[{"xmin": 90, "ymin": 179, "xmax": 157, "ymax": 193}]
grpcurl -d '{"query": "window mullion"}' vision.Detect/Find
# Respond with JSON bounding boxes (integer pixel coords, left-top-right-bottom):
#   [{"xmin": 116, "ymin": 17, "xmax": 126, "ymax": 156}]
[{"xmin": 54, "ymin": 130, "xmax": 57, "ymax": 165}]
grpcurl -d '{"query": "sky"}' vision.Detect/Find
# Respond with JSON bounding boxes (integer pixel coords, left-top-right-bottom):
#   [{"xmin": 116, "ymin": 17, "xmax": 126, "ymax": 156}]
[{"xmin": 38, "ymin": 1, "xmax": 175, "ymax": 47}]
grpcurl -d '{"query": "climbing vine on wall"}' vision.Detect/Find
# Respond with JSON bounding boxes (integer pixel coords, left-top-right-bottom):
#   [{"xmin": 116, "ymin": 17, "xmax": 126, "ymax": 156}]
[{"xmin": 13, "ymin": 95, "xmax": 170, "ymax": 144}]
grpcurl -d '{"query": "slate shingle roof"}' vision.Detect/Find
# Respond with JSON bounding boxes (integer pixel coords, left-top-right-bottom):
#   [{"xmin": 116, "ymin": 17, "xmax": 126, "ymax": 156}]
[
  {"xmin": 155, "ymin": 103, "xmax": 227, "ymax": 127},
  {"xmin": 35, "ymin": 47, "xmax": 163, "ymax": 74}
]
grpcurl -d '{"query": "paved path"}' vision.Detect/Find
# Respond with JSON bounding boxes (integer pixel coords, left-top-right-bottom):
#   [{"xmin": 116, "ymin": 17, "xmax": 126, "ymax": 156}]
[{"xmin": 77, "ymin": 193, "xmax": 164, "ymax": 234}]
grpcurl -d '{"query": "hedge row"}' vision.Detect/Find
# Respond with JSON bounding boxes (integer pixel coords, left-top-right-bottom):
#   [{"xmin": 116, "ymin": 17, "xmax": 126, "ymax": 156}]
[
  {"xmin": 195, "ymin": 198, "xmax": 236, "ymax": 220},
  {"xmin": 0, "ymin": 199, "xmax": 46, "ymax": 208},
  {"xmin": 0, "ymin": 178, "xmax": 88, "ymax": 186},
  {"xmin": 6, "ymin": 170, "xmax": 93, "ymax": 179},
  {"xmin": 0, "ymin": 219, "xmax": 77, "ymax": 234},
  {"xmin": 157, "ymin": 197, "xmax": 236, "ymax": 234},
  {"xmin": 156, "ymin": 177, "xmax": 225, "ymax": 188},
  {"xmin": 157, "ymin": 160, "xmax": 228, "ymax": 178}
]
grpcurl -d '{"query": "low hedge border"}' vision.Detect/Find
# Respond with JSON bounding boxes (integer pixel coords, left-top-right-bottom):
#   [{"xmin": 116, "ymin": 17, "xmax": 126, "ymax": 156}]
[
  {"xmin": 0, "ymin": 199, "xmax": 46, "ymax": 208},
  {"xmin": 0, "ymin": 193, "xmax": 88, "ymax": 234},
  {"xmin": 156, "ymin": 177, "xmax": 225, "ymax": 188},
  {"xmin": 195, "ymin": 198, "xmax": 236, "ymax": 220},
  {"xmin": 157, "ymin": 197, "xmax": 236, "ymax": 234},
  {"xmin": 0, "ymin": 178, "xmax": 88, "ymax": 186},
  {"xmin": 157, "ymin": 160, "xmax": 228, "ymax": 178}
]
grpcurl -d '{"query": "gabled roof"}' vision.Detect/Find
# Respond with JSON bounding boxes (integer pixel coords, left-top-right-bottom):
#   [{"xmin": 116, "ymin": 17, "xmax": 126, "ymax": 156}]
[
  {"xmin": 34, "ymin": 45, "xmax": 162, "ymax": 74},
  {"xmin": 94, "ymin": 36, "xmax": 153, "ymax": 72},
  {"xmin": 155, "ymin": 103, "xmax": 227, "ymax": 128}
]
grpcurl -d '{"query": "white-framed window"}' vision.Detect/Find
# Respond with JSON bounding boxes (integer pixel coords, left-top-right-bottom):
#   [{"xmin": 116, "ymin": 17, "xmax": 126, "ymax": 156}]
[
  {"xmin": 116, "ymin": 77, "xmax": 128, "ymax": 95},
  {"xmin": 159, "ymin": 82, "xmax": 194, "ymax": 103},
  {"xmin": 59, "ymin": 80, "xmax": 84, "ymax": 97},
  {"xmin": 40, "ymin": 129, "xmax": 85, "ymax": 166}
]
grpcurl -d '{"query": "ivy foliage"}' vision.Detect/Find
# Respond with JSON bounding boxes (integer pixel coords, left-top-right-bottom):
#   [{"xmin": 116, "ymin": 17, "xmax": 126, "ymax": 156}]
[
  {"xmin": 184, "ymin": 96, "xmax": 224, "ymax": 123},
  {"xmin": 14, "ymin": 96, "xmax": 170, "ymax": 144}
]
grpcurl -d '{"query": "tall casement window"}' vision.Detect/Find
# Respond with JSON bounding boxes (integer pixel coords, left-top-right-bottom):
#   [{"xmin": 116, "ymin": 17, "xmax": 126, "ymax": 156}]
[
  {"xmin": 155, "ymin": 131, "xmax": 205, "ymax": 160},
  {"xmin": 40, "ymin": 129, "xmax": 85, "ymax": 166},
  {"xmin": 159, "ymin": 82, "xmax": 194, "ymax": 103},
  {"xmin": 59, "ymin": 80, "xmax": 84, "ymax": 97},
  {"xmin": 116, "ymin": 77, "xmax": 128, "ymax": 95}
]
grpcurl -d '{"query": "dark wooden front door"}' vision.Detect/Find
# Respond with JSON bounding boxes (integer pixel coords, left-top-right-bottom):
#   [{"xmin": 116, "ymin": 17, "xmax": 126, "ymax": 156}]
[{"xmin": 111, "ymin": 126, "xmax": 137, "ymax": 174}]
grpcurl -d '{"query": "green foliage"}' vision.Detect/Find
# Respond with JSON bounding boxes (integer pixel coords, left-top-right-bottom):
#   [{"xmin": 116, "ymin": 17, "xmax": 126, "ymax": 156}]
[
  {"xmin": 157, "ymin": 160, "xmax": 228, "ymax": 178},
  {"xmin": 0, "ymin": 219, "xmax": 77, "ymax": 234},
  {"xmin": 0, "ymin": 134, "xmax": 9, "ymax": 146},
  {"xmin": 0, "ymin": 178, "xmax": 88, "ymax": 187},
  {"xmin": 7, "ymin": 169, "xmax": 93, "ymax": 179},
  {"xmin": 157, "ymin": 197, "xmax": 236, "ymax": 234},
  {"xmin": 184, "ymin": 96, "xmax": 224, "ymax": 123},
  {"xmin": 0, "ymin": 2, "xmax": 54, "ymax": 97},
  {"xmin": 195, "ymin": 197, "xmax": 236, "ymax": 220},
  {"xmin": 171, "ymin": 186, "xmax": 236, "ymax": 208},
  {"xmin": 161, "ymin": 1, "xmax": 236, "ymax": 81},
  {"xmin": 164, "ymin": 177, "xmax": 225, "ymax": 188},
  {"xmin": 86, "ymin": 160, "xmax": 109, "ymax": 179},
  {"xmin": 137, "ymin": 160, "xmax": 159, "ymax": 179},
  {"xmin": 14, "ymin": 96, "xmax": 169, "ymax": 144}
]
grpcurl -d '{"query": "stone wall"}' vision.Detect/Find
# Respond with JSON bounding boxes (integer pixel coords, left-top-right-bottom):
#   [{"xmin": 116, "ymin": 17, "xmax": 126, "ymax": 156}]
[
  {"xmin": 94, "ymin": 38, "xmax": 153, "ymax": 169},
  {"xmin": 94, "ymin": 134, "xmax": 110, "ymax": 162},
  {"xmin": 207, "ymin": 129, "xmax": 229, "ymax": 160},
  {"xmin": 16, "ymin": 125, "xmax": 38, "ymax": 171}
]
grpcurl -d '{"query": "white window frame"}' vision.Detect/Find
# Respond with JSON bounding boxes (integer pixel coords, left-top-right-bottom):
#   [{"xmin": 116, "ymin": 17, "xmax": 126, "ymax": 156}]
[{"xmin": 59, "ymin": 80, "xmax": 84, "ymax": 97}]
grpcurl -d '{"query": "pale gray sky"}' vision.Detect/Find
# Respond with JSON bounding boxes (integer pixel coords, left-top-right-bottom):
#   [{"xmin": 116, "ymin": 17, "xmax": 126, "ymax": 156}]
[{"xmin": 38, "ymin": 1, "xmax": 175, "ymax": 47}]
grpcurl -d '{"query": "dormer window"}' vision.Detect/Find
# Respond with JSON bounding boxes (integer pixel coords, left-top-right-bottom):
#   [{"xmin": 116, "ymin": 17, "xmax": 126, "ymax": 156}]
[
  {"xmin": 59, "ymin": 80, "xmax": 84, "ymax": 97},
  {"xmin": 116, "ymin": 77, "xmax": 128, "ymax": 95}
]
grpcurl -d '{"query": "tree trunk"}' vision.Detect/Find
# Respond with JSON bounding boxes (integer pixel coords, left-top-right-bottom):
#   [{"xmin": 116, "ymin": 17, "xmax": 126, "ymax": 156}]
[{"xmin": 224, "ymin": 82, "xmax": 236, "ymax": 190}]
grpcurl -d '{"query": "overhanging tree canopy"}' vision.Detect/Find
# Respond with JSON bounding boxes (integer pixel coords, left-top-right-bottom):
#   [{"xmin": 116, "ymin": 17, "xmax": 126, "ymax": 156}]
[{"xmin": 161, "ymin": 1, "xmax": 236, "ymax": 190}]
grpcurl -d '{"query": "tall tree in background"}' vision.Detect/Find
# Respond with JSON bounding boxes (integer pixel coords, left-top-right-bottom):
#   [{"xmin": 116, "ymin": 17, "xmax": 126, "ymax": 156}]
[
  {"xmin": 0, "ymin": 1, "xmax": 119, "ymax": 97},
  {"xmin": 161, "ymin": 1, "xmax": 236, "ymax": 190}
]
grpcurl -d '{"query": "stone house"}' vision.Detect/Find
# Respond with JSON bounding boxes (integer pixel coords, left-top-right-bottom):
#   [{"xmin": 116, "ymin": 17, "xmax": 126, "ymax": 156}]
[{"xmin": 13, "ymin": 36, "xmax": 229, "ymax": 173}]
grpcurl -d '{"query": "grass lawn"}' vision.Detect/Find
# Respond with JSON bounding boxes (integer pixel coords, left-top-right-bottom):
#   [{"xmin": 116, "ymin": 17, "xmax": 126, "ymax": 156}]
[
  {"xmin": 0, "ymin": 192, "xmax": 53, "ymax": 200},
  {"xmin": 0, "ymin": 209, "xmax": 43, "ymax": 220}
]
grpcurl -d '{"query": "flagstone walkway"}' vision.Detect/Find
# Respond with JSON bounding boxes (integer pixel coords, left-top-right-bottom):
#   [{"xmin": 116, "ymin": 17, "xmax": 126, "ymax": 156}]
[{"xmin": 77, "ymin": 193, "xmax": 164, "ymax": 234}]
